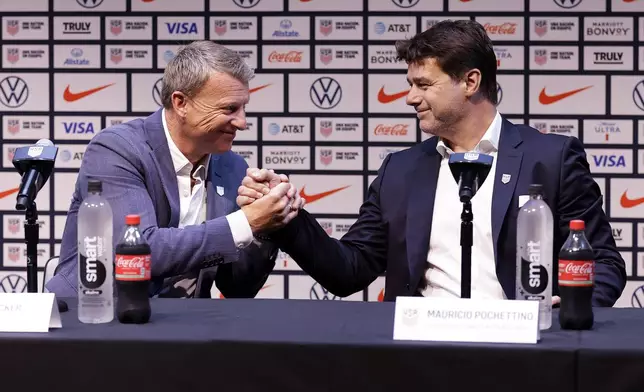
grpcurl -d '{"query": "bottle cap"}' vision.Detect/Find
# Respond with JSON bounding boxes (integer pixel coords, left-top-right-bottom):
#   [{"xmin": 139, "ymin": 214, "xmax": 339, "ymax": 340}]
[
  {"xmin": 125, "ymin": 214, "xmax": 140, "ymax": 225},
  {"xmin": 528, "ymin": 184, "xmax": 543, "ymax": 196},
  {"xmin": 87, "ymin": 179, "xmax": 102, "ymax": 193},
  {"xmin": 570, "ymin": 219, "xmax": 585, "ymax": 231}
]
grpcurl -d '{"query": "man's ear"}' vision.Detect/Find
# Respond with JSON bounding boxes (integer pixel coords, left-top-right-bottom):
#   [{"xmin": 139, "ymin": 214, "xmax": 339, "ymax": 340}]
[
  {"xmin": 171, "ymin": 92, "xmax": 188, "ymax": 118},
  {"xmin": 462, "ymin": 68, "xmax": 482, "ymax": 98}
]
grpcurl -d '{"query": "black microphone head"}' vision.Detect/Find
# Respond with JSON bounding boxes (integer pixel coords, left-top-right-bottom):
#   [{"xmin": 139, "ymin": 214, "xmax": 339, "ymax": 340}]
[
  {"xmin": 12, "ymin": 140, "xmax": 58, "ymax": 210},
  {"xmin": 448, "ymin": 152, "xmax": 494, "ymax": 203}
]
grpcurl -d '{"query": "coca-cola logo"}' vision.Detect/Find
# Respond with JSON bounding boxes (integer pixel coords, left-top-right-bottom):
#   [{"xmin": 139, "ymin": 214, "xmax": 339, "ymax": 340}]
[
  {"xmin": 374, "ymin": 124, "xmax": 408, "ymax": 136},
  {"xmin": 116, "ymin": 256, "xmax": 146, "ymax": 269},
  {"xmin": 268, "ymin": 51, "xmax": 303, "ymax": 63},
  {"xmin": 564, "ymin": 262, "xmax": 593, "ymax": 275},
  {"xmin": 484, "ymin": 23, "xmax": 517, "ymax": 35}
]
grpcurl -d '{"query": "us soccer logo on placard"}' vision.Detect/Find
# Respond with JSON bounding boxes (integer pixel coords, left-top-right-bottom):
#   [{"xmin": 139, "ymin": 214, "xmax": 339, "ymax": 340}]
[
  {"xmin": 110, "ymin": 48, "xmax": 122, "ymax": 64},
  {"xmin": 110, "ymin": 20, "xmax": 122, "ymax": 35},
  {"xmin": 320, "ymin": 149, "xmax": 333, "ymax": 166},
  {"xmin": 320, "ymin": 48, "xmax": 333, "ymax": 65},
  {"xmin": 6, "ymin": 20, "xmax": 19, "ymax": 36},
  {"xmin": 214, "ymin": 20, "xmax": 226, "ymax": 36},
  {"xmin": 320, "ymin": 120, "xmax": 333, "ymax": 137},
  {"xmin": 320, "ymin": 19, "xmax": 333, "ymax": 36},
  {"xmin": 6, "ymin": 48, "xmax": 19, "ymax": 64},
  {"xmin": 535, "ymin": 20, "xmax": 547, "ymax": 37}
]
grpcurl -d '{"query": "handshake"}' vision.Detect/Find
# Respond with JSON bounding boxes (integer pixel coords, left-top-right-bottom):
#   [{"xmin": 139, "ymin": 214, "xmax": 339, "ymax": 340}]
[{"xmin": 237, "ymin": 168, "xmax": 306, "ymax": 236}]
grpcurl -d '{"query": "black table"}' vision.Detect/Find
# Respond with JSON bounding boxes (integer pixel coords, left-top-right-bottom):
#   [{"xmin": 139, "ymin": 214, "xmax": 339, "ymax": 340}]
[{"xmin": 0, "ymin": 298, "xmax": 642, "ymax": 392}]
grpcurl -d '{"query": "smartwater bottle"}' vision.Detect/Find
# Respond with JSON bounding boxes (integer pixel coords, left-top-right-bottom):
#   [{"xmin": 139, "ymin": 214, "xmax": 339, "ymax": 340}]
[
  {"xmin": 516, "ymin": 184, "xmax": 553, "ymax": 330},
  {"xmin": 77, "ymin": 179, "xmax": 114, "ymax": 324}
]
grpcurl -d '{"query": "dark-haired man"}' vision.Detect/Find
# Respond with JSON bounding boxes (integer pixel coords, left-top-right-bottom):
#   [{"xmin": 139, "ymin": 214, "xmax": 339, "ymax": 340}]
[{"xmin": 238, "ymin": 20, "xmax": 626, "ymax": 306}]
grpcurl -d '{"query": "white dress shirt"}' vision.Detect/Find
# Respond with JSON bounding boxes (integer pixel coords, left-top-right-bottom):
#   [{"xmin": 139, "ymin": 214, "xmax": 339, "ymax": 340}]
[
  {"xmin": 161, "ymin": 108, "xmax": 253, "ymax": 248},
  {"xmin": 421, "ymin": 111, "xmax": 507, "ymax": 300}
]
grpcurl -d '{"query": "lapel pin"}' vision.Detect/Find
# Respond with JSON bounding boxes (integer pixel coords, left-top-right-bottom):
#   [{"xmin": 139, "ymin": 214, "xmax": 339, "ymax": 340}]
[
  {"xmin": 216, "ymin": 186, "xmax": 224, "ymax": 196},
  {"xmin": 501, "ymin": 174, "xmax": 511, "ymax": 184}
]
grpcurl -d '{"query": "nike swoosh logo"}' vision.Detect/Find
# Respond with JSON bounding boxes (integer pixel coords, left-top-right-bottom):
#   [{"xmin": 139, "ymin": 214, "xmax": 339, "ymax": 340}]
[
  {"xmin": 299, "ymin": 185, "xmax": 350, "ymax": 204},
  {"xmin": 620, "ymin": 191, "xmax": 644, "ymax": 208},
  {"xmin": 219, "ymin": 284, "xmax": 273, "ymax": 298},
  {"xmin": 377, "ymin": 86, "xmax": 409, "ymax": 104},
  {"xmin": 538, "ymin": 86, "xmax": 592, "ymax": 105},
  {"xmin": 249, "ymin": 84, "xmax": 271, "ymax": 94},
  {"xmin": 0, "ymin": 188, "xmax": 19, "ymax": 199},
  {"xmin": 63, "ymin": 84, "xmax": 115, "ymax": 102}
]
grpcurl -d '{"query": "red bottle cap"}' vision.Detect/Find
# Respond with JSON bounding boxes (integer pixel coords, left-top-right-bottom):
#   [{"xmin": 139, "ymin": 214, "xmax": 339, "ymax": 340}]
[
  {"xmin": 570, "ymin": 219, "xmax": 585, "ymax": 231},
  {"xmin": 125, "ymin": 214, "xmax": 140, "ymax": 225}
]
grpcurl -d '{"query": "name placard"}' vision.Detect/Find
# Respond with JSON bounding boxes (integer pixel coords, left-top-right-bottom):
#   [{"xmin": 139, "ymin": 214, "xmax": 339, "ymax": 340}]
[
  {"xmin": 393, "ymin": 297, "xmax": 540, "ymax": 344},
  {"xmin": 0, "ymin": 293, "xmax": 62, "ymax": 333}
]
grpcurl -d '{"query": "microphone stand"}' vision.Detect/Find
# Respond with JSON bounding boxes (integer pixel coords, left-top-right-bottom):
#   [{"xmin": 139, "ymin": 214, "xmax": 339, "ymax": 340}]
[
  {"xmin": 460, "ymin": 199, "xmax": 473, "ymax": 299},
  {"xmin": 24, "ymin": 200, "xmax": 39, "ymax": 293}
]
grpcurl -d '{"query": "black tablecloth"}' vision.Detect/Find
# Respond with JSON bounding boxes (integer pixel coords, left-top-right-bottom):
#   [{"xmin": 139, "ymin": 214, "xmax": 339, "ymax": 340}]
[{"xmin": 0, "ymin": 298, "xmax": 641, "ymax": 392}]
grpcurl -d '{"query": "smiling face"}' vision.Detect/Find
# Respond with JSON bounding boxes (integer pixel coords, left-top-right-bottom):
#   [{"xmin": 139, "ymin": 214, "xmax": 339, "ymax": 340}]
[
  {"xmin": 405, "ymin": 57, "xmax": 470, "ymax": 138},
  {"xmin": 172, "ymin": 71, "xmax": 250, "ymax": 155}
]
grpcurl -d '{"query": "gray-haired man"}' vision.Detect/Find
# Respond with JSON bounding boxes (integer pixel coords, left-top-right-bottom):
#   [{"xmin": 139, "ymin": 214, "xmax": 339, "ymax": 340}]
[{"xmin": 47, "ymin": 40, "xmax": 303, "ymax": 298}]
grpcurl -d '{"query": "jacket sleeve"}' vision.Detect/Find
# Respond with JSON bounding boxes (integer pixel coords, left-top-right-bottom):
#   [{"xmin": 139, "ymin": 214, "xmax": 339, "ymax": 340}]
[
  {"xmin": 557, "ymin": 136, "xmax": 627, "ymax": 307},
  {"xmin": 270, "ymin": 155, "xmax": 392, "ymax": 297},
  {"xmin": 68, "ymin": 130, "xmax": 241, "ymax": 280}
]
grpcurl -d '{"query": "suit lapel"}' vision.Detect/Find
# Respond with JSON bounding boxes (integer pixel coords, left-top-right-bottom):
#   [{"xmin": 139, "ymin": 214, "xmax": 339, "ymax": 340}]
[
  {"xmin": 406, "ymin": 138, "xmax": 441, "ymax": 291},
  {"xmin": 491, "ymin": 119, "xmax": 523, "ymax": 267},
  {"xmin": 143, "ymin": 109, "xmax": 180, "ymax": 227},
  {"xmin": 206, "ymin": 153, "xmax": 233, "ymax": 219}
]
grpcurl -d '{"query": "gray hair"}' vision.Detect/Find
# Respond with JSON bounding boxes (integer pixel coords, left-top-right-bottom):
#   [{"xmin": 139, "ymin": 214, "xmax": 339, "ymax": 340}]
[{"xmin": 161, "ymin": 40, "xmax": 255, "ymax": 108}]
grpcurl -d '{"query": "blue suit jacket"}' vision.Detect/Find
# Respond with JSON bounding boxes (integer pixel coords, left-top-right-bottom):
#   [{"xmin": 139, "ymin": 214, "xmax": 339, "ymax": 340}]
[
  {"xmin": 272, "ymin": 118, "xmax": 626, "ymax": 307},
  {"xmin": 46, "ymin": 109, "xmax": 277, "ymax": 298}
]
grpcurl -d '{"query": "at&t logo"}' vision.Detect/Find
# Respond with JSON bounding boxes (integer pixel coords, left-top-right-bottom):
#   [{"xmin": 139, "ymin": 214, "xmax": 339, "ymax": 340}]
[{"xmin": 310, "ymin": 77, "xmax": 342, "ymax": 109}]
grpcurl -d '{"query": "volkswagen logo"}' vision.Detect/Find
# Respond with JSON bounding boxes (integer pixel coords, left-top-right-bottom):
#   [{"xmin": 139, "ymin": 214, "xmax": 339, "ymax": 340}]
[
  {"xmin": 392, "ymin": 0, "xmax": 420, "ymax": 8},
  {"xmin": 0, "ymin": 76, "xmax": 29, "ymax": 108},
  {"xmin": 310, "ymin": 77, "xmax": 342, "ymax": 109},
  {"xmin": 632, "ymin": 80, "xmax": 644, "ymax": 111},
  {"xmin": 553, "ymin": 0, "xmax": 581, "ymax": 8},
  {"xmin": 309, "ymin": 282, "xmax": 339, "ymax": 300},
  {"xmin": 631, "ymin": 285, "xmax": 644, "ymax": 308},
  {"xmin": 76, "ymin": 0, "xmax": 104, "ymax": 8},
  {"xmin": 0, "ymin": 274, "xmax": 27, "ymax": 293},
  {"xmin": 152, "ymin": 78, "xmax": 163, "ymax": 107},
  {"xmin": 233, "ymin": 0, "xmax": 260, "ymax": 8}
]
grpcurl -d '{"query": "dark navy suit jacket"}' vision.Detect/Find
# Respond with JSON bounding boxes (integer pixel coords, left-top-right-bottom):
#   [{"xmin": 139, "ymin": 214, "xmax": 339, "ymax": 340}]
[
  {"xmin": 272, "ymin": 118, "xmax": 626, "ymax": 307},
  {"xmin": 47, "ymin": 109, "xmax": 277, "ymax": 298}
]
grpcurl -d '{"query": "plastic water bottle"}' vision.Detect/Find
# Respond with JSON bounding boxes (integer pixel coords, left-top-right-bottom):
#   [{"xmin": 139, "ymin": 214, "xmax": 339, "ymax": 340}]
[
  {"xmin": 77, "ymin": 179, "xmax": 114, "ymax": 324},
  {"xmin": 516, "ymin": 184, "xmax": 553, "ymax": 331}
]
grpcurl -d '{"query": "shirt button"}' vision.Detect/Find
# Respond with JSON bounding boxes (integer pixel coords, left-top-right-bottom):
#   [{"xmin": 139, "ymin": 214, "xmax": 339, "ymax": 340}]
[{"xmin": 183, "ymin": 191, "xmax": 189, "ymax": 197}]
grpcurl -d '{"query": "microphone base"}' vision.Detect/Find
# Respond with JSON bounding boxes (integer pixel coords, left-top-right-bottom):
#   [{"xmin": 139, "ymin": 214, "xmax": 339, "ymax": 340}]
[{"xmin": 460, "ymin": 200, "xmax": 473, "ymax": 299}]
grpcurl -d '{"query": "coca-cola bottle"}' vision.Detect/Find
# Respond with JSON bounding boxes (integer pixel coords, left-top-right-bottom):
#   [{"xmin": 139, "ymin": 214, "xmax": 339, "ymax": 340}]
[
  {"xmin": 558, "ymin": 219, "xmax": 594, "ymax": 330},
  {"xmin": 115, "ymin": 214, "xmax": 151, "ymax": 324}
]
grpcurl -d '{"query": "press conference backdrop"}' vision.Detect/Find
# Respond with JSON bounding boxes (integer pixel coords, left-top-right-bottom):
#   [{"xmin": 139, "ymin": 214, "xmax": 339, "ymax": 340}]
[{"xmin": 0, "ymin": 0, "xmax": 642, "ymax": 305}]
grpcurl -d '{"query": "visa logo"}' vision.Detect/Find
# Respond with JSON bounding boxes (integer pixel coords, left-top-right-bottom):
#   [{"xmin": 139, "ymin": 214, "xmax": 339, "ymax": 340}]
[
  {"xmin": 64, "ymin": 122, "xmax": 95, "ymax": 134},
  {"xmin": 166, "ymin": 22, "xmax": 198, "ymax": 35},
  {"xmin": 592, "ymin": 154, "xmax": 626, "ymax": 167}
]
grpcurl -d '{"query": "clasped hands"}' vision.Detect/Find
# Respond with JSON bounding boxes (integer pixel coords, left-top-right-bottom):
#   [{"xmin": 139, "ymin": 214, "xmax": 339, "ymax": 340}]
[{"xmin": 237, "ymin": 168, "xmax": 305, "ymax": 235}]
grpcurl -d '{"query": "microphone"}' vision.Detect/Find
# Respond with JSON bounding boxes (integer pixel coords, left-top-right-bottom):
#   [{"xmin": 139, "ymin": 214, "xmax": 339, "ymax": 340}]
[
  {"xmin": 448, "ymin": 152, "xmax": 494, "ymax": 203},
  {"xmin": 12, "ymin": 139, "xmax": 58, "ymax": 211}
]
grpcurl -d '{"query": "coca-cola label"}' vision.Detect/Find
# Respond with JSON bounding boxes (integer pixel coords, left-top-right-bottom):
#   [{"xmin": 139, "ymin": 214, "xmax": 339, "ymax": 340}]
[
  {"xmin": 79, "ymin": 236, "xmax": 107, "ymax": 291},
  {"xmin": 115, "ymin": 254, "xmax": 151, "ymax": 281},
  {"xmin": 374, "ymin": 124, "xmax": 408, "ymax": 136},
  {"xmin": 558, "ymin": 259, "xmax": 594, "ymax": 287},
  {"xmin": 268, "ymin": 51, "xmax": 303, "ymax": 63}
]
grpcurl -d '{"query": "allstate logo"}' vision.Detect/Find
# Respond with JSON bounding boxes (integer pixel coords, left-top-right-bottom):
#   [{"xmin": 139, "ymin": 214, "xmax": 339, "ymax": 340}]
[
  {"xmin": 280, "ymin": 20, "xmax": 292, "ymax": 30},
  {"xmin": 71, "ymin": 48, "xmax": 83, "ymax": 57},
  {"xmin": 374, "ymin": 22, "xmax": 386, "ymax": 35},
  {"xmin": 268, "ymin": 123, "xmax": 280, "ymax": 135}
]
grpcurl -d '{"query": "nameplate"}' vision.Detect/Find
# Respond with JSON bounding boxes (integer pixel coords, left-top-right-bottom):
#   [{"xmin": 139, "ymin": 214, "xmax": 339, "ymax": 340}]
[
  {"xmin": 0, "ymin": 293, "xmax": 62, "ymax": 333},
  {"xmin": 393, "ymin": 297, "xmax": 540, "ymax": 344}
]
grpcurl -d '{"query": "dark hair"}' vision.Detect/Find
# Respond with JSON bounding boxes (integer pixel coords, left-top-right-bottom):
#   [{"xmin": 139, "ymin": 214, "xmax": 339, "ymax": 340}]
[{"xmin": 395, "ymin": 19, "xmax": 498, "ymax": 105}]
